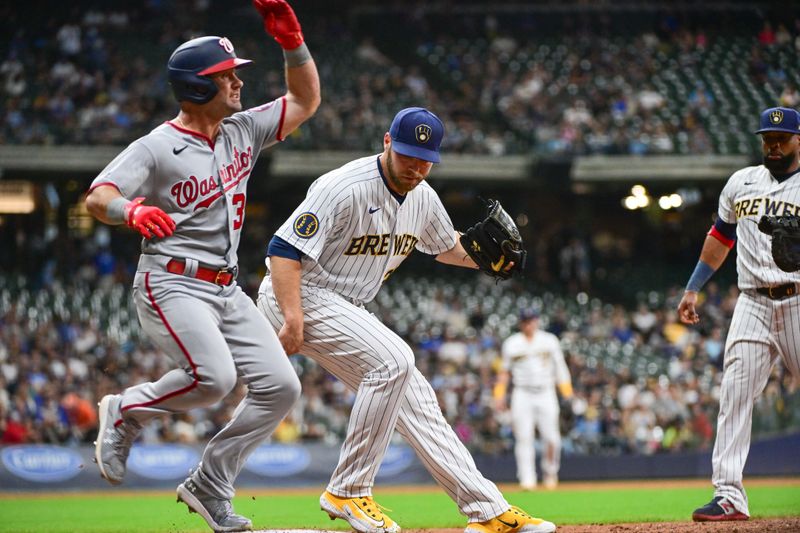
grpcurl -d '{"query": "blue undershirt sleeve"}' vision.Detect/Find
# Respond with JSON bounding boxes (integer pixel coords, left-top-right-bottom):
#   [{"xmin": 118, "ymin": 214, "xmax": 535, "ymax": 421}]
[
  {"xmin": 713, "ymin": 218, "xmax": 737, "ymax": 241},
  {"xmin": 267, "ymin": 235, "xmax": 304, "ymax": 261}
]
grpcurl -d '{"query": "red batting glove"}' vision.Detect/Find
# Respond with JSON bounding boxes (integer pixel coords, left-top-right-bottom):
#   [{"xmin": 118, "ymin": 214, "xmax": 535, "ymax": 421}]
[
  {"xmin": 124, "ymin": 197, "xmax": 176, "ymax": 239},
  {"xmin": 253, "ymin": 0, "xmax": 304, "ymax": 50}
]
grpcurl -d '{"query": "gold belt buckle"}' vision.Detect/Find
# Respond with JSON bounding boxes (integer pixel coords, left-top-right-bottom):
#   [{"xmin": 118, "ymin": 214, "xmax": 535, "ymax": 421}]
[
  {"xmin": 214, "ymin": 269, "xmax": 229, "ymax": 285},
  {"xmin": 214, "ymin": 266, "xmax": 238, "ymax": 285},
  {"xmin": 768, "ymin": 286, "xmax": 777, "ymax": 299}
]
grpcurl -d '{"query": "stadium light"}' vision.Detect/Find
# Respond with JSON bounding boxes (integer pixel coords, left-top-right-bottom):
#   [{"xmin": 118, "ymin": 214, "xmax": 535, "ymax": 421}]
[
  {"xmin": 623, "ymin": 185, "xmax": 653, "ymax": 210},
  {"xmin": 658, "ymin": 193, "xmax": 685, "ymax": 210},
  {"xmin": 623, "ymin": 196, "xmax": 639, "ymax": 210}
]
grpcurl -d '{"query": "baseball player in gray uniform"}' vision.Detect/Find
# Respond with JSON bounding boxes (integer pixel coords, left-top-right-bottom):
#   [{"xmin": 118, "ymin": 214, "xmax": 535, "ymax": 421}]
[
  {"xmin": 84, "ymin": 2, "xmax": 319, "ymax": 531},
  {"xmin": 496, "ymin": 309, "xmax": 573, "ymax": 491},
  {"xmin": 257, "ymin": 107, "xmax": 556, "ymax": 533},
  {"xmin": 678, "ymin": 106, "xmax": 800, "ymax": 522}
]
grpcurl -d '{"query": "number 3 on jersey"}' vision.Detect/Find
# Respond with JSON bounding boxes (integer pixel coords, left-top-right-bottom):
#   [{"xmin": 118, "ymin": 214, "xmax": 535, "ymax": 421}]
[{"xmin": 232, "ymin": 193, "xmax": 246, "ymax": 230}]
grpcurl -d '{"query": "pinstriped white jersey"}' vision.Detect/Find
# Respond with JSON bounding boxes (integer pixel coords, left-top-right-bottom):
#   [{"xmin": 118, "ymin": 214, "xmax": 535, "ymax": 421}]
[
  {"xmin": 718, "ymin": 166, "xmax": 800, "ymax": 289},
  {"xmin": 273, "ymin": 155, "xmax": 457, "ymax": 302},
  {"xmin": 501, "ymin": 331, "xmax": 570, "ymax": 390}
]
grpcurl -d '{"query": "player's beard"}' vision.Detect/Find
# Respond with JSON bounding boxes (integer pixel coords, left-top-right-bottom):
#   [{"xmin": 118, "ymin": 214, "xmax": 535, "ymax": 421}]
[
  {"xmin": 763, "ymin": 151, "xmax": 796, "ymax": 174},
  {"xmin": 386, "ymin": 152, "xmax": 411, "ymax": 194}
]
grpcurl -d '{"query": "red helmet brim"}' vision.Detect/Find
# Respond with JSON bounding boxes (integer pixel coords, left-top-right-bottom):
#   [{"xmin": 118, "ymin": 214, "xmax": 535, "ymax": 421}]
[{"xmin": 198, "ymin": 57, "xmax": 253, "ymax": 76}]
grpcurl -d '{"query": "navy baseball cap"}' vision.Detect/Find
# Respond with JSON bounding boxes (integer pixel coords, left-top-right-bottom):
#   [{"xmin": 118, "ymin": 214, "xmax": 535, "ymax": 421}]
[
  {"xmin": 519, "ymin": 308, "xmax": 540, "ymax": 322},
  {"xmin": 755, "ymin": 107, "xmax": 800, "ymax": 135},
  {"xmin": 389, "ymin": 107, "xmax": 444, "ymax": 163}
]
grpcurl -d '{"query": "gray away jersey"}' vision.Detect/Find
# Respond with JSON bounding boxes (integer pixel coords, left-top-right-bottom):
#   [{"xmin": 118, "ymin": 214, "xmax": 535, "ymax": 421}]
[
  {"xmin": 91, "ymin": 98, "xmax": 286, "ymax": 268},
  {"xmin": 718, "ymin": 165, "xmax": 800, "ymax": 289},
  {"xmin": 274, "ymin": 155, "xmax": 457, "ymax": 303}
]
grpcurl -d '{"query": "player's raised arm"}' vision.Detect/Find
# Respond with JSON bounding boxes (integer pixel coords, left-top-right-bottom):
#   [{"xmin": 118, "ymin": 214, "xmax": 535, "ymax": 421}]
[{"xmin": 253, "ymin": 0, "xmax": 320, "ymax": 138}]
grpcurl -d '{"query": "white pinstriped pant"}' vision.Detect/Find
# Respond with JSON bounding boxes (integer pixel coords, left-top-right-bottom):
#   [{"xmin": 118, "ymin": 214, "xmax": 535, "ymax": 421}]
[
  {"xmin": 712, "ymin": 290, "xmax": 800, "ymax": 515},
  {"xmin": 257, "ymin": 277, "xmax": 510, "ymax": 520}
]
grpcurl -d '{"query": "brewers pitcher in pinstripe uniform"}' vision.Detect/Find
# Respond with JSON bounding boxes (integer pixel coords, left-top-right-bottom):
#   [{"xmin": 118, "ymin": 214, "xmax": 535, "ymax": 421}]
[
  {"xmin": 85, "ymin": 2, "xmax": 319, "ymax": 531},
  {"xmin": 257, "ymin": 107, "xmax": 556, "ymax": 533},
  {"xmin": 678, "ymin": 106, "xmax": 800, "ymax": 522}
]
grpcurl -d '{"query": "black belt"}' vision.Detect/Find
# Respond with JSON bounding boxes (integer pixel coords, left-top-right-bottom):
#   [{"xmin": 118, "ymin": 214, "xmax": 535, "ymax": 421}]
[{"xmin": 755, "ymin": 283, "xmax": 797, "ymax": 300}]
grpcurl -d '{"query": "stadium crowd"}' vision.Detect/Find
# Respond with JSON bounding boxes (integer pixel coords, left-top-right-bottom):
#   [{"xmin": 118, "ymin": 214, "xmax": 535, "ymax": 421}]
[
  {"xmin": 2, "ymin": 3, "xmax": 799, "ymax": 155},
  {"xmin": 2, "ymin": 1, "xmax": 799, "ymax": 459},
  {"xmin": 1, "ymin": 261, "xmax": 797, "ymax": 457}
]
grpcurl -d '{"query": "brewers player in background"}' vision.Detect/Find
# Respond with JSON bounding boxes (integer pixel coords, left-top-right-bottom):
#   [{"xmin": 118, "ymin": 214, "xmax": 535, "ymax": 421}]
[
  {"xmin": 257, "ymin": 107, "xmax": 556, "ymax": 533},
  {"xmin": 496, "ymin": 308, "xmax": 572, "ymax": 491},
  {"xmin": 84, "ymin": 1, "xmax": 319, "ymax": 531},
  {"xmin": 677, "ymin": 106, "xmax": 800, "ymax": 522}
]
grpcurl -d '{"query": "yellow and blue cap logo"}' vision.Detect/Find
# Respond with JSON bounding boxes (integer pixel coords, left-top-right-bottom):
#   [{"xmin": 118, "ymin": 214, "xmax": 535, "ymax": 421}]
[
  {"xmin": 389, "ymin": 107, "xmax": 444, "ymax": 163},
  {"xmin": 755, "ymin": 107, "xmax": 800, "ymax": 134}
]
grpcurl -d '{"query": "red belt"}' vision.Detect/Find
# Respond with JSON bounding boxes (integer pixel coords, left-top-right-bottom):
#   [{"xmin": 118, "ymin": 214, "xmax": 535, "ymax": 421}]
[{"xmin": 166, "ymin": 259, "xmax": 238, "ymax": 286}]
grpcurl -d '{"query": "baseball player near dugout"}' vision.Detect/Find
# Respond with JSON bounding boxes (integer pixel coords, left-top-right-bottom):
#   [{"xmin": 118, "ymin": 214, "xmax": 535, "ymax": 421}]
[
  {"xmin": 677, "ymin": 106, "xmax": 800, "ymax": 522},
  {"xmin": 496, "ymin": 308, "xmax": 573, "ymax": 492},
  {"xmin": 84, "ymin": 2, "xmax": 320, "ymax": 531},
  {"xmin": 257, "ymin": 107, "xmax": 555, "ymax": 533}
]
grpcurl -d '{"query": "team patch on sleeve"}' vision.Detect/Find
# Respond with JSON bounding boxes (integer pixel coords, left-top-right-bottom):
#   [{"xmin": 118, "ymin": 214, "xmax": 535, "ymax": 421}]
[{"xmin": 293, "ymin": 212, "xmax": 319, "ymax": 238}]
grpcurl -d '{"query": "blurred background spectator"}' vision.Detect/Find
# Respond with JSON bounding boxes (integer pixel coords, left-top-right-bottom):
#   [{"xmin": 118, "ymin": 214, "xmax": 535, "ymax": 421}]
[
  {"xmin": 1, "ymin": 2, "xmax": 798, "ymax": 156},
  {"xmin": 1, "ymin": 0, "xmax": 799, "ymax": 459}
]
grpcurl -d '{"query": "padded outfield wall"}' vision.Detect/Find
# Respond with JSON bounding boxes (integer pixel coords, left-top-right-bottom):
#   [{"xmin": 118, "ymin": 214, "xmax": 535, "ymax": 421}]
[{"xmin": 1, "ymin": 433, "xmax": 797, "ymax": 491}]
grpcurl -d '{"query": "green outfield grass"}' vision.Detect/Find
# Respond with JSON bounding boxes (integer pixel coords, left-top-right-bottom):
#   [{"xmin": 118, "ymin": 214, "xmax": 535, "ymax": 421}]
[{"xmin": 1, "ymin": 482, "xmax": 798, "ymax": 533}]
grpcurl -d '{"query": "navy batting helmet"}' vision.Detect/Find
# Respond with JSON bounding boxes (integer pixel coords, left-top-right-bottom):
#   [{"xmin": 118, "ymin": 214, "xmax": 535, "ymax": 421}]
[{"xmin": 167, "ymin": 36, "xmax": 253, "ymax": 104}]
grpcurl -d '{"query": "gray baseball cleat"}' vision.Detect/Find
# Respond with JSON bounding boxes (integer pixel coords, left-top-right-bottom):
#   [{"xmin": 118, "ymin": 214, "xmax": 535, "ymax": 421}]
[
  {"xmin": 177, "ymin": 477, "xmax": 253, "ymax": 532},
  {"xmin": 94, "ymin": 394, "xmax": 141, "ymax": 485}
]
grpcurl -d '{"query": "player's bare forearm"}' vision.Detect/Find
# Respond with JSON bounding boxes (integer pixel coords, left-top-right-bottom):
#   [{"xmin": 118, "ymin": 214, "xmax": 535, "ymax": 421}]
[
  {"xmin": 85, "ymin": 185, "xmax": 123, "ymax": 225},
  {"xmin": 435, "ymin": 234, "xmax": 479, "ymax": 269},
  {"xmin": 698, "ymin": 234, "xmax": 731, "ymax": 270},
  {"xmin": 253, "ymin": 0, "xmax": 320, "ymax": 130},
  {"xmin": 269, "ymin": 256, "xmax": 305, "ymax": 354},
  {"xmin": 679, "ymin": 235, "xmax": 731, "ymax": 324},
  {"xmin": 678, "ymin": 233, "xmax": 729, "ymax": 324},
  {"xmin": 281, "ymin": 59, "xmax": 320, "ymax": 136},
  {"xmin": 270, "ymin": 256, "xmax": 304, "ymax": 322}
]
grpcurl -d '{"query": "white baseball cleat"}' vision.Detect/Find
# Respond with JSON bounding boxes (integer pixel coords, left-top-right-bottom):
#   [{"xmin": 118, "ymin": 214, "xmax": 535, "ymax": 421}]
[{"xmin": 94, "ymin": 394, "xmax": 141, "ymax": 485}]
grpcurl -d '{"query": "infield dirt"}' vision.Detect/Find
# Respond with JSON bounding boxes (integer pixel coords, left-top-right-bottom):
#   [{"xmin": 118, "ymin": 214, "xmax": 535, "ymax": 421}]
[{"xmin": 400, "ymin": 519, "xmax": 800, "ymax": 533}]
